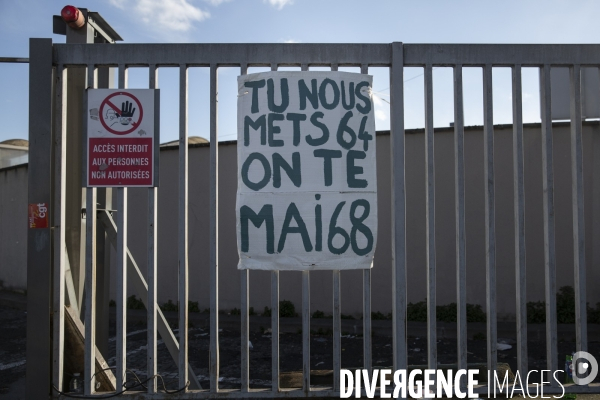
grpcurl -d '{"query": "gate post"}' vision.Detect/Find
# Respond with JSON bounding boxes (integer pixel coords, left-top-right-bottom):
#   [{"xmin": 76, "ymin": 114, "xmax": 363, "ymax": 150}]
[
  {"xmin": 93, "ymin": 36, "xmax": 115, "ymax": 364},
  {"xmin": 26, "ymin": 37, "xmax": 54, "ymax": 399},
  {"xmin": 64, "ymin": 8, "xmax": 95, "ymax": 320}
]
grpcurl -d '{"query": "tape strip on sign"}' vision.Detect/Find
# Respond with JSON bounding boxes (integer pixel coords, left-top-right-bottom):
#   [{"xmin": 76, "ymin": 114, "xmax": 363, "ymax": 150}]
[{"xmin": 236, "ymin": 71, "xmax": 377, "ymax": 271}]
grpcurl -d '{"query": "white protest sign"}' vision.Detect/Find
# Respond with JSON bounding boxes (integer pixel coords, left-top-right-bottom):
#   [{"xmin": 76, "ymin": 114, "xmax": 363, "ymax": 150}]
[{"xmin": 236, "ymin": 71, "xmax": 377, "ymax": 270}]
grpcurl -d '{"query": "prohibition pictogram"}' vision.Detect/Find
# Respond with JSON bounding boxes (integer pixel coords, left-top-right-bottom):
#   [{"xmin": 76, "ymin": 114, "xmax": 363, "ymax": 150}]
[{"xmin": 99, "ymin": 91, "xmax": 144, "ymax": 135}]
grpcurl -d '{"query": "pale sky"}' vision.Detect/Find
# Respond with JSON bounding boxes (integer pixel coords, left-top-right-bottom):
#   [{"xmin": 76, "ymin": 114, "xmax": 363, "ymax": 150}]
[{"xmin": 1, "ymin": 0, "xmax": 600, "ymax": 144}]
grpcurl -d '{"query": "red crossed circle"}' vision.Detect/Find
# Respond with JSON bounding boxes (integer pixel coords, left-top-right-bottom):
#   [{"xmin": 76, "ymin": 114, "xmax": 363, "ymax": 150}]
[{"xmin": 99, "ymin": 92, "xmax": 144, "ymax": 135}]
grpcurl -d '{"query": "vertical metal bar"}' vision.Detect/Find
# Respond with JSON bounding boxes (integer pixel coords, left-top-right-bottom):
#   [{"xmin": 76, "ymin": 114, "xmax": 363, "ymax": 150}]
[
  {"xmin": 424, "ymin": 64, "xmax": 437, "ymax": 370},
  {"xmin": 115, "ymin": 63, "xmax": 128, "ymax": 392},
  {"xmin": 271, "ymin": 270, "xmax": 280, "ymax": 393},
  {"xmin": 454, "ymin": 64, "xmax": 467, "ymax": 387},
  {"xmin": 179, "ymin": 63, "xmax": 190, "ymax": 391},
  {"xmin": 147, "ymin": 64, "xmax": 159, "ymax": 394},
  {"xmin": 95, "ymin": 65, "xmax": 114, "ymax": 360},
  {"xmin": 512, "ymin": 65, "xmax": 528, "ymax": 377},
  {"xmin": 240, "ymin": 63, "xmax": 250, "ymax": 393},
  {"xmin": 302, "ymin": 62, "xmax": 318, "ymax": 394},
  {"xmin": 84, "ymin": 205, "xmax": 97, "ymax": 397},
  {"xmin": 209, "ymin": 63, "xmax": 219, "ymax": 392},
  {"xmin": 52, "ymin": 63, "xmax": 67, "ymax": 393},
  {"xmin": 240, "ymin": 265, "xmax": 249, "ymax": 390},
  {"xmin": 390, "ymin": 42, "xmax": 407, "ymax": 375},
  {"xmin": 95, "ymin": 193, "xmax": 110, "ymax": 358},
  {"xmin": 66, "ymin": 24, "xmax": 93, "ymax": 324},
  {"xmin": 360, "ymin": 63, "xmax": 372, "ymax": 374},
  {"xmin": 270, "ymin": 62, "xmax": 280, "ymax": 394},
  {"xmin": 483, "ymin": 64, "xmax": 497, "ymax": 376},
  {"xmin": 363, "ymin": 270, "xmax": 372, "ymax": 373},
  {"xmin": 332, "ymin": 270, "xmax": 341, "ymax": 390},
  {"xmin": 539, "ymin": 64, "xmax": 558, "ymax": 386},
  {"xmin": 326, "ymin": 59, "xmax": 343, "ymax": 392},
  {"xmin": 302, "ymin": 271, "xmax": 310, "ymax": 393},
  {"xmin": 271, "ymin": 63, "xmax": 279, "ymax": 392},
  {"xmin": 26, "ymin": 38, "xmax": 53, "ymax": 400},
  {"xmin": 569, "ymin": 64, "xmax": 588, "ymax": 354},
  {"xmin": 79, "ymin": 194, "xmax": 87, "ymax": 322},
  {"xmin": 79, "ymin": 195, "xmax": 87, "ymax": 322},
  {"xmin": 115, "ymin": 187, "xmax": 126, "ymax": 391},
  {"xmin": 84, "ymin": 63, "xmax": 98, "ymax": 396}
]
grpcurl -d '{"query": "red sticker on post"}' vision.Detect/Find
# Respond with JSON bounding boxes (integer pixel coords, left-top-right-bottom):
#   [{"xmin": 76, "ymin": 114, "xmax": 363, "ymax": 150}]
[
  {"xmin": 29, "ymin": 203, "xmax": 49, "ymax": 228},
  {"xmin": 86, "ymin": 89, "xmax": 159, "ymax": 187}
]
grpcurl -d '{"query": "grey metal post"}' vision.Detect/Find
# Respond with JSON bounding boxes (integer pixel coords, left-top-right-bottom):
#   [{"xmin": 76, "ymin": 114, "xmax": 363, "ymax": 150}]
[
  {"xmin": 95, "ymin": 191, "xmax": 111, "ymax": 358},
  {"xmin": 454, "ymin": 64, "xmax": 467, "ymax": 388},
  {"xmin": 512, "ymin": 65, "xmax": 528, "ymax": 377},
  {"xmin": 209, "ymin": 63, "xmax": 218, "ymax": 392},
  {"xmin": 179, "ymin": 63, "xmax": 190, "ymax": 392},
  {"xmin": 390, "ymin": 42, "xmax": 407, "ymax": 375},
  {"xmin": 65, "ymin": 11, "xmax": 95, "ymax": 318},
  {"xmin": 361, "ymin": 63, "xmax": 372, "ymax": 375},
  {"xmin": 115, "ymin": 64, "xmax": 129, "ymax": 391},
  {"xmin": 424, "ymin": 64, "xmax": 437, "ymax": 370},
  {"xmin": 83, "ymin": 64, "xmax": 99, "ymax": 396},
  {"xmin": 270, "ymin": 63, "xmax": 280, "ymax": 395},
  {"xmin": 147, "ymin": 64, "xmax": 159, "ymax": 394},
  {"xmin": 302, "ymin": 270, "xmax": 310, "ymax": 393},
  {"xmin": 540, "ymin": 64, "xmax": 558, "ymax": 387},
  {"xmin": 325, "ymin": 61, "xmax": 342, "ymax": 392},
  {"xmin": 240, "ymin": 63, "xmax": 250, "ymax": 394},
  {"xmin": 483, "ymin": 64, "xmax": 497, "ymax": 376},
  {"xmin": 26, "ymin": 37, "xmax": 54, "ymax": 400},
  {"xmin": 52, "ymin": 63, "xmax": 67, "ymax": 393},
  {"xmin": 332, "ymin": 270, "xmax": 341, "ymax": 389},
  {"xmin": 271, "ymin": 270, "xmax": 280, "ymax": 393},
  {"xmin": 95, "ymin": 65, "xmax": 114, "ymax": 358},
  {"xmin": 569, "ymin": 65, "xmax": 588, "ymax": 354}
]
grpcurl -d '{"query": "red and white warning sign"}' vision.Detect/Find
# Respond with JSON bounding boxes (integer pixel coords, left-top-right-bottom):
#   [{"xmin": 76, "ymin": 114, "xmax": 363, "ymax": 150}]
[{"xmin": 86, "ymin": 89, "xmax": 159, "ymax": 187}]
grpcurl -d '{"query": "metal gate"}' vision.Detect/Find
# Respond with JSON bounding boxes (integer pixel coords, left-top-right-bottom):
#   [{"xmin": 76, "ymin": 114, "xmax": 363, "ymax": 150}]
[{"xmin": 26, "ymin": 39, "xmax": 600, "ymax": 397}]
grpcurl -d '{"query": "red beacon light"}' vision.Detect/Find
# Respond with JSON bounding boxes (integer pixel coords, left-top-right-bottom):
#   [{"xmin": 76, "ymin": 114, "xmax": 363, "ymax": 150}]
[{"xmin": 61, "ymin": 5, "xmax": 85, "ymax": 30}]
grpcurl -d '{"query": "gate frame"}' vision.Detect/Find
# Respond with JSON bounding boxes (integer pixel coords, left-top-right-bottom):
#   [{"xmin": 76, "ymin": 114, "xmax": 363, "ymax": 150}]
[{"xmin": 27, "ymin": 39, "xmax": 600, "ymax": 398}]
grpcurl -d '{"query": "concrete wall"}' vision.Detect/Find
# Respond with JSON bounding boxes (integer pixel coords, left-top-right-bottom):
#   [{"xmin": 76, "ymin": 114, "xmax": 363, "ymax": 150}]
[
  {"xmin": 2, "ymin": 123, "xmax": 598, "ymax": 318},
  {"xmin": 115, "ymin": 122, "xmax": 600, "ymax": 319},
  {"xmin": 0, "ymin": 165, "xmax": 28, "ymax": 291}
]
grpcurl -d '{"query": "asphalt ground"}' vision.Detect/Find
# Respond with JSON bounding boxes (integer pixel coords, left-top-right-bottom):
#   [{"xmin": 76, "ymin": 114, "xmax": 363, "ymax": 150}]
[{"xmin": 0, "ymin": 289, "xmax": 599, "ymax": 399}]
